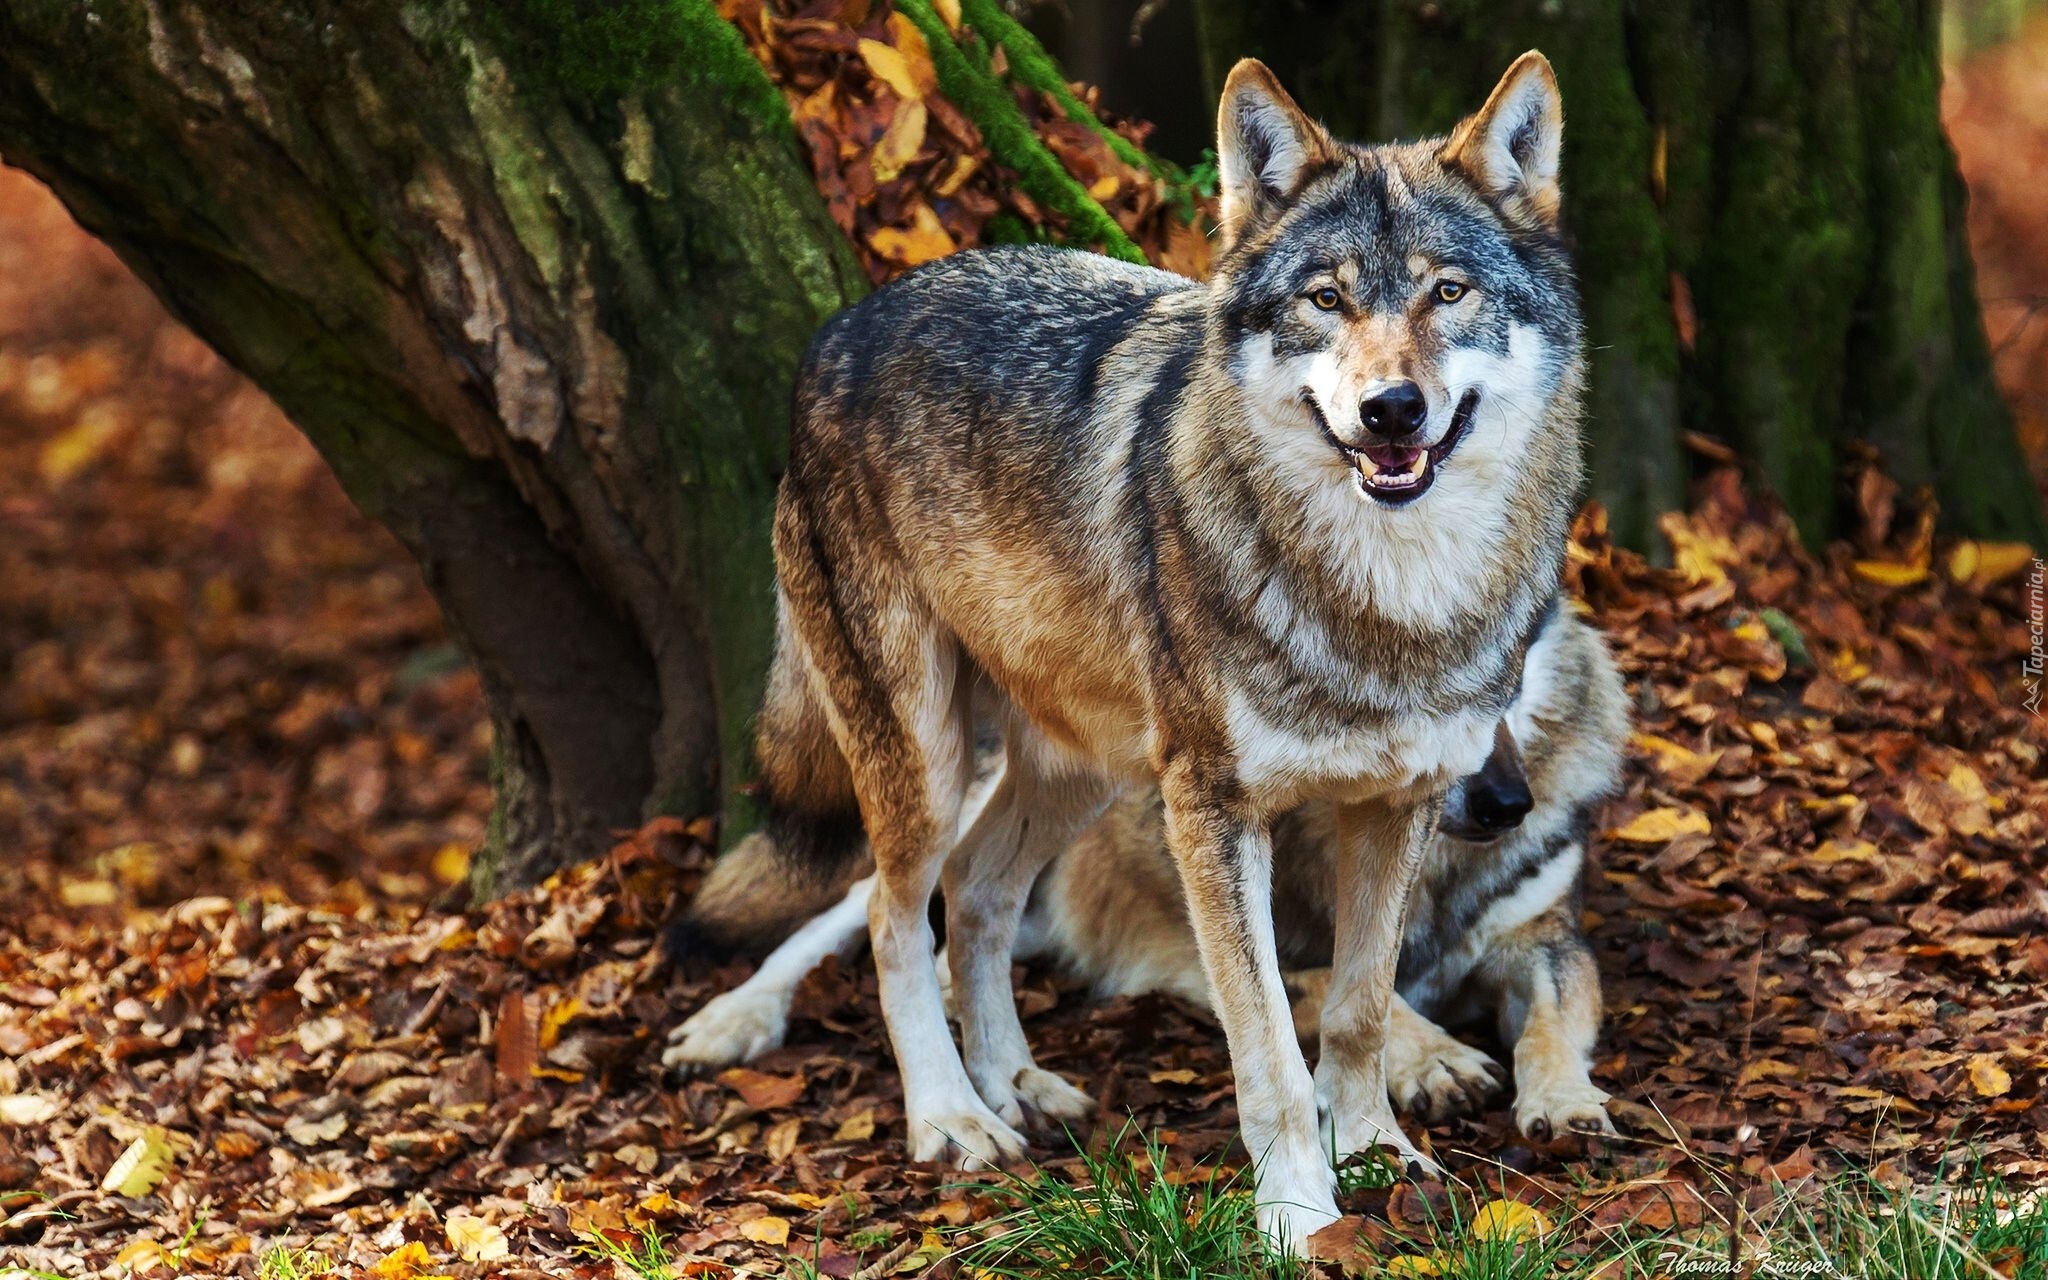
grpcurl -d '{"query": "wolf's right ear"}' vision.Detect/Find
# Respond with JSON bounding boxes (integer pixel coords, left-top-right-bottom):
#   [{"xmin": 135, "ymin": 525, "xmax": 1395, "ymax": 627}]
[{"xmin": 1216, "ymin": 60, "xmax": 1332, "ymax": 244}]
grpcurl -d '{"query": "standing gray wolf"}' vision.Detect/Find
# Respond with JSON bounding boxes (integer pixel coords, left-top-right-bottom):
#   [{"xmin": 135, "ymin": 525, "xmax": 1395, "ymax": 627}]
[
  {"xmin": 668, "ymin": 603, "xmax": 1627, "ymax": 1144},
  {"xmin": 746, "ymin": 50, "xmax": 1582, "ymax": 1243}
]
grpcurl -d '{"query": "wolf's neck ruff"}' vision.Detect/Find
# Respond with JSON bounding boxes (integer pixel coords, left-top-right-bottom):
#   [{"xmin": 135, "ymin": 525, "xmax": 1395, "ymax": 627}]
[{"xmin": 756, "ymin": 50, "xmax": 1584, "ymax": 1248}]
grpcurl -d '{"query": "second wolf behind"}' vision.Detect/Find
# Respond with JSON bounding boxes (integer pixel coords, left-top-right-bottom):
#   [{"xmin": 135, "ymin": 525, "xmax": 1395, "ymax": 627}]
[{"xmin": 668, "ymin": 603, "xmax": 1629, "ymax": 1142}]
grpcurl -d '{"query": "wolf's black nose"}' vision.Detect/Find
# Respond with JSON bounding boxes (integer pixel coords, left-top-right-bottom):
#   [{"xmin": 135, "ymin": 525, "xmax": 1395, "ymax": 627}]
[
  {"xmin": 1361, "ymin": 381, "xmax": 1427, "ymax": 436},
  {"xmin": 1467, "ymin": 775, "xmax": 1534, "ymax": 833}
]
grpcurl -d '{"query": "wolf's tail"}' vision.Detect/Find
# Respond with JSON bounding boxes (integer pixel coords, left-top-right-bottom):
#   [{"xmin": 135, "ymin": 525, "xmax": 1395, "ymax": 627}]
[{"xmin": 666, "ymin": 617, "xmax": 871, "ymax": 961}]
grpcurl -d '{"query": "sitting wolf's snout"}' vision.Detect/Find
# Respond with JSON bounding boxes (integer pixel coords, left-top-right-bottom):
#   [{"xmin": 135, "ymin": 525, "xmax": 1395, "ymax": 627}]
[
  {"xmin": 1464, "ymin": 771, "xmax": 1534, "ymax": 836},
  {"xmin": 1441, "ymin": 723, "xmax": 1534, "ymax": 841},
  {"xmin": 1360, "ymin": 380, "xmax": 1428, "ymax": 438}
]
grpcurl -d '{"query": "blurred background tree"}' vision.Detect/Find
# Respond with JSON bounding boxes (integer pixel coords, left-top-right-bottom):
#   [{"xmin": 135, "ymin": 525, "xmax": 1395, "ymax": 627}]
[{"xmin": 0, "ymin": 0, "xmax": 2039, "ymax": 887}]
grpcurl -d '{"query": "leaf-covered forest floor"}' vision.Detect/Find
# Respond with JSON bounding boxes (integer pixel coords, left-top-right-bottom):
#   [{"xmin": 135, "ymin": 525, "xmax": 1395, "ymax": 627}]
[{"xmin": 4, "ymin": 7, "xmax": 2048, "ymax": 1278}]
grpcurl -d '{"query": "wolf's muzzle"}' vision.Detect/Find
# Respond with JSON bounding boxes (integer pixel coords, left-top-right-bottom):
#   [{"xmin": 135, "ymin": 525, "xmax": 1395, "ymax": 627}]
[
  {"xmin": 1438, "ymin": 719, "xmax": 1533, "ymax": 841},
  {"xmin": 1319, "ymin": 388, "xmax": 1482, "ymax": 506}
]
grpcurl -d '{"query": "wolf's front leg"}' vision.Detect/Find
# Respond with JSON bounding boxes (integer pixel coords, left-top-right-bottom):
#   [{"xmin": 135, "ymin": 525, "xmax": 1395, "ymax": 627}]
[
  {"xmin": 663, "ymin": 875, "xmax": 876, "ymax": 1072},
  {"xmin": 1317, "ymin": 796, "xmax": 1439, "ymax": 1172},
  {"xmin": 1161, "ymin": 765, "xmax": 1338, "ymax": 1249},
  {"xmin": 1478, "ymin": 914, "xmax": 1614, "ymax": 1140}
]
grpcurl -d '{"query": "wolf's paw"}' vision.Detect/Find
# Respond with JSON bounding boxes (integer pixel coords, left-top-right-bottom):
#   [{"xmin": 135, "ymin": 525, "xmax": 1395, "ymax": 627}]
[
  {"xmin": 1514, "ymin": 1078, "xmax": 1615, "ymax": 1141},
  {"xmin": 906, "ymin": 1102, "xmax": 1029, "ymax": 1169},
  {"xmin": 1316, "ymin": 1081, "xmax": 1441, "ymax": 1178},
  {"xmin": 1386, "ymin": 1029, "xmax": 1504, "ymax": 1124},
  {"xmin": 1010, "ymin": 1067, "xmax": 1095, "ymax": 1127},
  {"xmin": 661, "ymin": 989, "xmax": 788, "ymax": 1074}
]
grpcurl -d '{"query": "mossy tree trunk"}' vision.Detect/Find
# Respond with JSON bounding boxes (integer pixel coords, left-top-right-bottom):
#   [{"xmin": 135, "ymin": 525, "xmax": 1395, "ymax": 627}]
[
  {"xmin": 0, "ymin": 0, "xmax": 866, "ymax": 890},
  {"xmin": 1191, "ymin": 0, "xmax": 2047, "ymax": 549}
]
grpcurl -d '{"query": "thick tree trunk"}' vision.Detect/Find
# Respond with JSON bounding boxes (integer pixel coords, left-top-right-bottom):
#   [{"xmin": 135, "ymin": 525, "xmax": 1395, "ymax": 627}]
[
  {"xmin": 0, "ymin": 0, "xmax": 866, "ymax": 889},
  {"xmin": 1190, "ymin": 0, "xmax": 2047, "ymax": 549}
]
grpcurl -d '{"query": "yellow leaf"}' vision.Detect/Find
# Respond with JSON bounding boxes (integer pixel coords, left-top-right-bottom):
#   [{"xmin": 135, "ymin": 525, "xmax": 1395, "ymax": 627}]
[
  {"xmin": 871, "ymin": 98, "xmax": 928, "ymax": 183},
  {"xmin": 765, "ymin": 1115, "xmax": 802, "ymax": 1160},
  {"xmin": 859, "ymin": 38, "xmax": 922, "ymax": 100},
  {"xmin": 1947, "ymin": 764, "xmax": 1989, "ymax": 804},
  {"xmin": 102, "ymin": 1128, "xmax": 177, "ymax": 1198},
  {"xmin": 1386, "ymin": 1255, "xmax": 1443, "ymax": 1277},
  {"xmin": 634, "ymin": 1191, "xmax": 681, "ymax": 1219},
  {"xmin": 115, "ymin": 1239, "xmax": 169, "ymax": 1271},
  {"xmin": 1829, "ymin": 647, "xmax": 1870, "ymax": 681},
  {"xmin": 1970, "ymin": 541, "xmax": 2035, "ymax": 588},
  {"xmin": 38, "ymin": 402, "xmax": 126, "ymax": 484},
  {"xmin": 1607, "ymin": 807, "xmax": 1711, "ymax": 844},
  {"xmin": 833, "ymin": 1108, "xmax": 876, "ymax": 1141},
  {"xmin": 1738, "ymin": 1058, "xmax": 1803, "ymax": 1085},
  {"xmin": 539, "ymin": 996, "xmax": 584, "ymax": 1051},
  {"xmin": 1658, "ymin": 513, "xmax": 1737, "ymax": 586},
  {"xmin": 447, "ymin": 1213, "xmax": 510, "ymax": 1262},
  {"xmin": 886, "ymin": 13, "xmax": 939, "ymax": 97},
  {"xmin": 430, "ymin": 843, "xmax": 471, "ymax": 885},
  {"xmin": 60, "ymin": 877, "xmax": 118, "ymax": 907},
  {"xmin": 1148, "ymin": 1068, "xmax": 1198, "ymax": 1084},
  {"xmin": 1968, "ymin": 1054, "xmax": 2013, "ymax": 1098},
  {"xmin": 1633, "ymin": 732, "xmax": 1719, "ymax": 783},
  {"xmin": 1947, "ymin": 540, "xmax": 1980, "ymax": 584},
  {"xmin": 895, "ymin": 1230, "xmax": 948, "ymax": 1273},
  {"xmin": 869, "ymin": 205, "xmax": 954, "ymax": 266},
  {"xmin": 1851, "ymin": 560, "xmax": 1929, "ymax": 587},
  {"xmin": 1469, "ymin": 1199, "xmax": 1552, "ymax": 1241},
  {"xmin": 932, "ymin": 0, "xmax": 961, "ymax": 31},
  {"xmin": 741, "ymin": 1214, "xmax": 792, "ymax": 1245},
  {"xmin": 1811, "ymin": 839, "xmax": 1878, "ymax": 864},
  {"xmin": 933, "ymin": 152, "xmax": 980, "ymax": 198},
  {"xmin": 1088, "ymin": 174, "xmax": 1120, "ymax": 200},
  {"xmin": 371, "ymin": 1242, "xmax": 435, "ymax": 1279}
]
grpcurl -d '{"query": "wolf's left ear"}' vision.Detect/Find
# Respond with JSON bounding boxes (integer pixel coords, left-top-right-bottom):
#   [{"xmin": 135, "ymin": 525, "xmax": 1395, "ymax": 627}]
[
  {"xmin": 1441, "ymin": 51, "xmax": 1563, "ymax": 226},
  {"xmin": 1217, "ymin": 59, "xmax": 1333, "ymax": 244}
]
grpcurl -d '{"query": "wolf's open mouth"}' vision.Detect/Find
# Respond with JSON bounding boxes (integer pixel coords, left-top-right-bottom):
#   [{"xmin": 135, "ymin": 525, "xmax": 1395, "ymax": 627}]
[{"xmin": 1321, "ymin": 389, "xmax": 1481, "ymax": 506}]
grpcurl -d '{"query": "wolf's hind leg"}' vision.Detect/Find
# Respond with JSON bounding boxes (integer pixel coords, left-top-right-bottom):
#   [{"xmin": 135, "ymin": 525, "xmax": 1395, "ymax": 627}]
[
  {"xmin": 943, "ymin": 741, "xmax": 1108, "ymax": 1129},
  {"xmin": 776, "ymin": 510, "xmax": 1023, "ymax": 1169},
  {"xmin": 1479, "ymin": 917, "xmax": 1613, "ymax": 1139},
  {"xmin": 857, "ymin": 658, "xmax": 1027, "ymax": 1167},
  {"xmin": 663, "ymin": 876, "xmax": 876, "ymax": 1073}
]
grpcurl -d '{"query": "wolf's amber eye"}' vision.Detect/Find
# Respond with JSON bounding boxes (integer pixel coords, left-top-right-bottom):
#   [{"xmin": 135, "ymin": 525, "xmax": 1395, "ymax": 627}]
[
  {"xmin": 1309, "ymin": 287, "xmax": 1343, "ymax": 312},
  {"xmin": 1435, "ymin": 281, "xmax": 1469, "ymax": 304}
]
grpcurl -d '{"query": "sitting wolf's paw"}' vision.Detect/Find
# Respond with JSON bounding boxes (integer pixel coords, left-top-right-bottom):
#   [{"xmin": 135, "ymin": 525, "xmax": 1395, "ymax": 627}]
[
  {"xmin": 1010, "ymin": 1067, "xmax": 1095, "ymax": 1127},
  {"xmin": 661, "ymin": 989, "xmax": 788, "ymax": 1074},
  {"xmin": 1385, "ymin": 1024, "xmax": 1505, "ymax": 1124},
  {"xmin": 1514, "ymin": 1078, "xmax": 1615, "ymax": 1141}
]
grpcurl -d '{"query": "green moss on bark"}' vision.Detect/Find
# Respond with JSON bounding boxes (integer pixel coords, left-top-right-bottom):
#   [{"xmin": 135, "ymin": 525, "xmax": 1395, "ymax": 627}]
[
  {"xmin": 481, "ymin": 0, "xmax": 786, "ymax": 123},
  {"xmin": 897, "ymin": 0, "xmax": 1144, "ymax": 263}
]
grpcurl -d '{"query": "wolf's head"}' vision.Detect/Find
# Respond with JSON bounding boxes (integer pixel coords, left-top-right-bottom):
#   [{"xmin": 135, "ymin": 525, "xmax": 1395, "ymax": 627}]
[{"xmin": 1207, "ymin": 54, "xmax": 1583, "ymax": 515}]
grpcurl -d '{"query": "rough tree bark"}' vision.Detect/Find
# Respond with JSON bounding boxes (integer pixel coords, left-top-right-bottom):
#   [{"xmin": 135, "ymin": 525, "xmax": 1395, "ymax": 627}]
[
  {"xmin": 1190, "ymin": 0, "xmax": 2048, "ymax": 549},
  {"xmin": 0, "ymin": 0, "xmax": 866, "ymax": 889}
]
